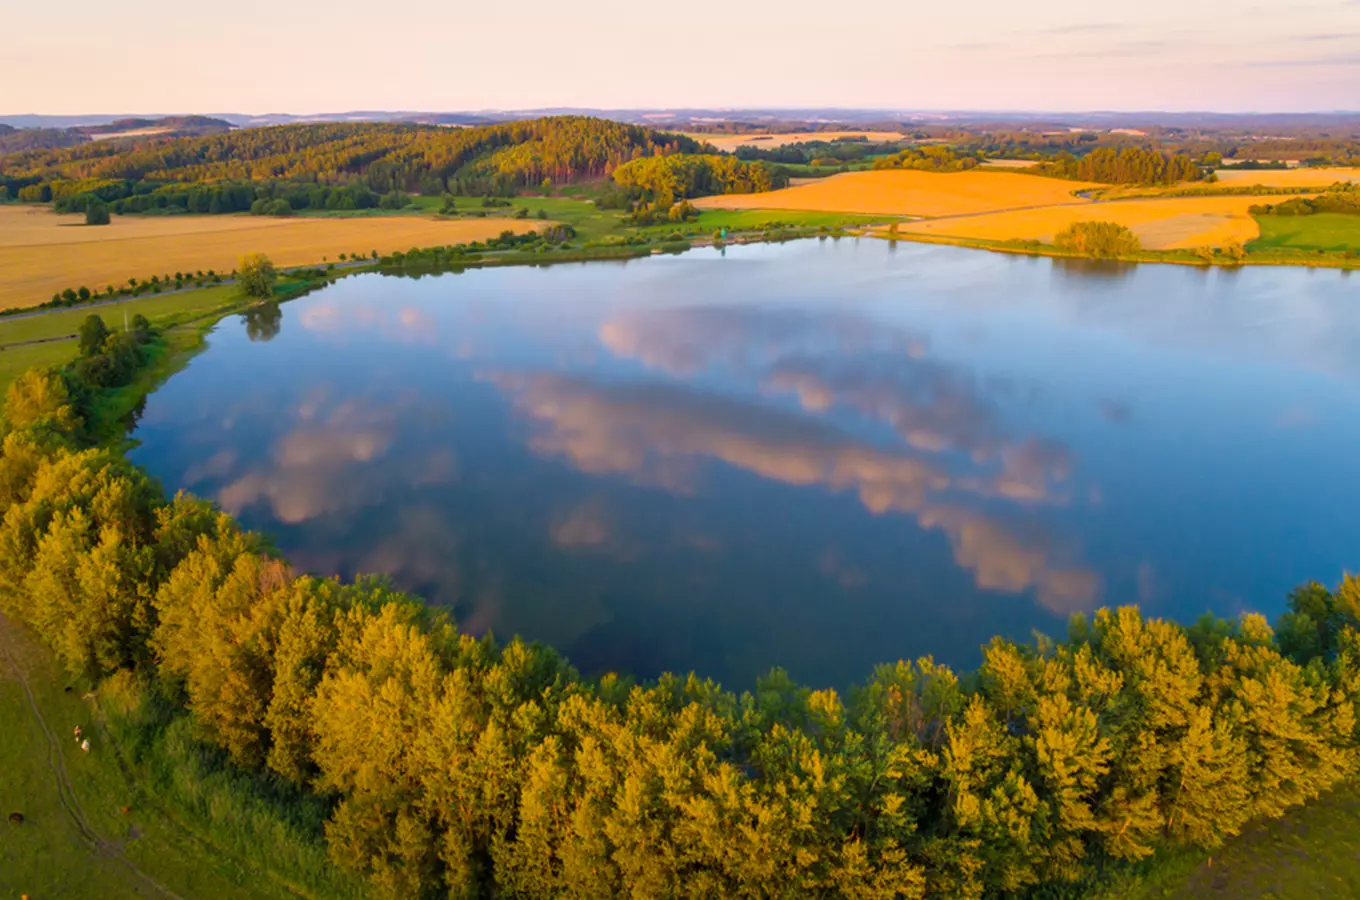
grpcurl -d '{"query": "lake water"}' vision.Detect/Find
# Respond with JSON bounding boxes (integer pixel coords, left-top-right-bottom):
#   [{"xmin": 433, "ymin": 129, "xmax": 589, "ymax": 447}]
[{"xmin": 129, "ymin": 240, "xmax": 1360, "ymax": 689}]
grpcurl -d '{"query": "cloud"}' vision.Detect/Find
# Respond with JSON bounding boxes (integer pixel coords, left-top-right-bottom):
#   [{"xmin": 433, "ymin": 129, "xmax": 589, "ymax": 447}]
[
  {"xmin": 599, "ymin": 307, "xmax": 927, "ymax": 377},
  {"xmin": 493, "ymin": 373, "xmax": 1099, "ymax": 614},
  {"xmin": 218, "ymin": 394, "xmax": 455, "ymax": 525},
  {"xmin": 1248, "ymin": 53, "xmax": 1360, "ymax": 67}
]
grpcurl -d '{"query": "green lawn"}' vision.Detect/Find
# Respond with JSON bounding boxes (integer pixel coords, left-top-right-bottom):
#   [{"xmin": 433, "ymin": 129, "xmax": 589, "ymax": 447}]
[
  {"xmin": 1250, "ymin": 214, "xmax": 1360, "ymax": 253},
  {"xmin": 0, "ymin": 613, "xmax": 358, "ymax": 900}
]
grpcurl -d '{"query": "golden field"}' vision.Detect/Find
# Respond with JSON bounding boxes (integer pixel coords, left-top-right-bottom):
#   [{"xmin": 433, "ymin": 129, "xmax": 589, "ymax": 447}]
[
  {"xmin": 0, "ymin": 206, "xmax": 539, "ymax": 310},
  {"xmin": 1212, "ymin": 167, "xmax": 1360, "ymax": 188},
  {"xmin": 898, "ymin": 197, "xmax": 1264, "ymax": 250},
  {"xmin": 690, "ymin": 131, "xmax": 905, "ymax": 154},
  {"xmin": 693, "ymin": 169, "xmax": 1100, "ymax": 218}
]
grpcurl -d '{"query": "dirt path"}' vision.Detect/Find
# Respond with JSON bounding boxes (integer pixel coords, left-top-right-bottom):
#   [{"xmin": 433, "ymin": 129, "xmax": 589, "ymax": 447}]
[{"xmin": 0, "ymin": 614, "xmax": 185, "ymax": 900}]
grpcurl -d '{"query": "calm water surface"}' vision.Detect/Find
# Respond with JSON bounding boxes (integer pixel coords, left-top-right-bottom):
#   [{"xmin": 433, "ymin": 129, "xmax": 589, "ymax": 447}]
[{"xmin": 129, "ymin": 240, "xmax": 1360, "ymax": 689}]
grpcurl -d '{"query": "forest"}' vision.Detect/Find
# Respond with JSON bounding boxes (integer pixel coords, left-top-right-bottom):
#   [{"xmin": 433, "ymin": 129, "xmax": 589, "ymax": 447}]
[
  {"xmin": 2, "ymin": 338, "xmax": 1360, "ymax": 899},
  {"xmin": 0, "ymin": 117, "xmax": 710, "ymax": 203},
  {"xmin": 1035, "ymin": 147, "xmax": 1203, "ymax": 184}
]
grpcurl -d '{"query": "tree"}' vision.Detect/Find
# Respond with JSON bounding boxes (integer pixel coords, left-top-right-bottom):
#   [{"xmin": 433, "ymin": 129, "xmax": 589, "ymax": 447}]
[
  {"xmin": 85, "ymin": 198, "xmax": 111, "ymax": 226},
  {"xmin": 1054, "ymin": 221, "xmax": 1142, "ymax": 258},
  {"xmin": 78, "ymin": 315, "xmax": 110, "ymax": 357},
  {"xmin": 238, "ymin": 253, "xmax": 278, "ymax": 299}
]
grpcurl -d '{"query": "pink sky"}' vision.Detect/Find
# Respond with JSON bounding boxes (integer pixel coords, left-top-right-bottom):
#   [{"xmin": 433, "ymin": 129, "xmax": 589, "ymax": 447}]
[{"xmin": 3, "ymin": 0, "xmax": 1358, "ymax": 113}]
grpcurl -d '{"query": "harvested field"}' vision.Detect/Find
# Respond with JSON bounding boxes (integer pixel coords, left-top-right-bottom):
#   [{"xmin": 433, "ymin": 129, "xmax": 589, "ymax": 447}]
[
  {"xmin": 898, "ymin": 197, "xmax": 1263, "ymax": 250},
  {"xmin": 1213, "ymin": 167, "xmax": 1360, "ymax": 188},
  {"xmin": 693, "ymin": 169, "xmax": 1100, "ymax": 218},
  {"xmin": 980, "ymin": 159, "xmax": 1040, "ymax": 169},
  {"xmin": 0, "ymin": 206, "xmax": 540, "ymax": 310},
  {"xmin": 690, "ymin": 131, "xmax": 905, "ymax": 154}
]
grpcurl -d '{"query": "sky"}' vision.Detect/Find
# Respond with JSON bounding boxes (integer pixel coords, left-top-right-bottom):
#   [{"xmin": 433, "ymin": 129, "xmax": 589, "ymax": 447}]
[{"xmin": 3, "ymin": 0, "xmax": 1358, "ymax": 114}]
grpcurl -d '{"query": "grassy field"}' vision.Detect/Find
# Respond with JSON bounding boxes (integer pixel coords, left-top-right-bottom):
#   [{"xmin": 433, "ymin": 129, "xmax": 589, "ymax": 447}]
[
  {"xmin": 1250, "ymin": 213, "xmax": 1360, "ymax": 252},
  {"xmin": 0, "ymin": 612, "xmax": 360, "ymax": 900},
  {"xmin": 693, "ymin": 169, "xmax": 1100, "ymax": 217},
  {"xmin": 0, "ymin": 284, "xmax": 259, "ymax": 395},
  {"xmin": 1106, "ymin": 782, "xmax": 1360, "ymax": 900},
  {"xmin": 1213, "ymin": 166, "xmax": 1360, "ymax": 188},
  {"xmin": 0, "ymin": 204, "xmax": 539, "ymax": 310},
  {"xmin": 899, "ymin": 196, "xmax": 1264, "ymax": 250}
]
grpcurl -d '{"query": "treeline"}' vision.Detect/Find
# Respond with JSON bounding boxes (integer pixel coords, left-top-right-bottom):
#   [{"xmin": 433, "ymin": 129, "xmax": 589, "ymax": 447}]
[
  {"xmin": 610, "ymin": 154, "xmax": 782, "ymax": 217},
  {"xmin": 3, "ymin": 355, "xmax": 1360, "ymax": 898},
  {"xmin": 1038, "ymin": 147, "xmax": 1202, "ymax": 184},
  {"xmin": 46, "ymin": 180, "xmax": 416, "ymax": 216},
  {"xmin": 872, "ymin": 146, "xmax": 982, "ymax": 172},
  {"xmin": 1250, "ymin": 184, "xmax": 1360, "ymax": 216},
  {"xmin": 734, "ymin": 139, "xmax": 903, "ymax": 165},
  {"xmin": 1, "ymin": 117, "xmax": 705, "ymax": 200}
]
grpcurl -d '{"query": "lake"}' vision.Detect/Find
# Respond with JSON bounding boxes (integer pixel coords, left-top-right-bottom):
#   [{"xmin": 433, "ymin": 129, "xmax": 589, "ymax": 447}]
[{"xmin": 129, "ymin": 239, "xmax": 1360, "ymax": 690}]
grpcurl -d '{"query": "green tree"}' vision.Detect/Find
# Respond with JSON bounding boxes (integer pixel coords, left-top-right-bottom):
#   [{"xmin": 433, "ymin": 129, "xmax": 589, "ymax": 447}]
[
  {"xmin": 85, "ymin": 198, "xmax": 111, "ymax": 225},
  {"xmin": 238, "ymin": 253, "xmax": 278, "ymax": 299},
  {"xmin": 78, "ymin": 314, "xmax": 110, "ymax": 357}
]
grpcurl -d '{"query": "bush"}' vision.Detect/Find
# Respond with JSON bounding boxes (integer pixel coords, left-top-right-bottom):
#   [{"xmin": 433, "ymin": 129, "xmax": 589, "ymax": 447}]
[
  {"xmin": 1054, "ymin": 221, "xmax": 1142, "ymax": 258},
  {"xmin": 85, "ymin": 198, "xmax": 111, "ymax": 226}
]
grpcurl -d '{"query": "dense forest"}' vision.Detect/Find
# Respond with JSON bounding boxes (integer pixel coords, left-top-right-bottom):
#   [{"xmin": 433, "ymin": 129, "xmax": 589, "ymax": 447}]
[
  {"xmin": 3, "ymin": 342, "xmax": 1360, "ymax": 899},
  {"xmin": 735, "ymin": 139, "xmax": 905, "ymax": 166},
  {"xmin": 0, "ymin": 117, "xmax": 708, "ymax": 202},
  {"xmin": 1036, "ymin": 147, "xmax": 1202, "ymax": 184},
  {"xmin": 872, "ymin": 146, "xmax": 983, "ymax": 172},
  {"xmin": 610, "ymin": 154, "xmax": 782, "ymax": 214}
]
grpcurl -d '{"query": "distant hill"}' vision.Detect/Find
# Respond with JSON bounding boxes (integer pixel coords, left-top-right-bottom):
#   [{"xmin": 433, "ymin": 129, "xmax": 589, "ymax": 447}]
[
  {"xmin": 75, "ymin": 115, "xmax": 234, "ymax": 138},
  {"xmin": 0, "ymin": 116, "xmax": 706, "ymax": 198},
  {"xmin": 0, "ymin": 115, "xmax": 233, "ymax": 158},
  {"xmin": 0, "ymin": 127, "xmax": 87, "ymax": 154}
]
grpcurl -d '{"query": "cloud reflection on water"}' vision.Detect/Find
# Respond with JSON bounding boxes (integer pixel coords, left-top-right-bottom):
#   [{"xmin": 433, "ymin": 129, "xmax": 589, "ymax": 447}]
[{"xmin": 495, "ymin": 372, "xmax": 1098, "ymax": 614}]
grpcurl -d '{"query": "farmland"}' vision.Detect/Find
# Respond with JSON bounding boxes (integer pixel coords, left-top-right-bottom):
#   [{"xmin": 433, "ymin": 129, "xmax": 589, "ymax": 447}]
[
  {"xmin": 688, "ymin": 130, "xmax": 904, "ymax": 153},
  {"xmin": 1212, "ymin": 167, "xmax": 1360, "ymax": 188},
  {"xmin": 693, "ymin": 169, "xmax": 1099, "ymax": 217},
  {"xmin": 899, "ymin": 196, "xmax": 1264, "ymax": 250},
  {"xmin": 0, "ymin": 205, "xmax": 540, "ymax": 310}
]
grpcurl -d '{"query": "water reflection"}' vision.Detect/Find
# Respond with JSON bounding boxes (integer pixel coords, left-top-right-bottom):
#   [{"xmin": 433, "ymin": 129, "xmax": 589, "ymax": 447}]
[
  {"xmin": 242, "ymin": 302, "xmax": 282, "ymax": 342},
  {"xmin": 128, "ymin": 240, "xmax": 1360, "ymax": 689}
]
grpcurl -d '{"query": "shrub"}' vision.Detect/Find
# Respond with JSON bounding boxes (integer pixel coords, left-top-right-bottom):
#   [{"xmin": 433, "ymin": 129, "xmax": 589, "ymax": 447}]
[{"xmin": 85, "ymin": 198, "xmax": 111, "ymax": 226}]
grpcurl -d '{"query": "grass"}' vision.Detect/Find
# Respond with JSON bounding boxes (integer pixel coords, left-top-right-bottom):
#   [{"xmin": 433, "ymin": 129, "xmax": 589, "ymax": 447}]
[
  {"xmin": 1250, "ymin": 214, "xmax": 1360, "ymax": 253},
  {"xmin": 1103, "ymin": 782, "xmax": 1360, "ymax": 900},
  {"xmin": 694, "ymin": 169, "xmax": 1101, "ymax": 218},
  {"xmin": 0, "ymin": 612, "xmax": 360, "ymax": 900},
  {"xmin": 0, "ymin": 204, "xmax": 539, "ymax": 310}
]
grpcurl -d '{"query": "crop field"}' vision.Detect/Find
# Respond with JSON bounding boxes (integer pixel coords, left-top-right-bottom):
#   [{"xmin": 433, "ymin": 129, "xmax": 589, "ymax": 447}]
[
  {"xmin": 693, "ymin": 169, "xmax": 1100, "ymax": 218},
  {"xmin": 1212, "ymin": 167, "xmax": 1360, "ymax": 188},
  {"xmin": 688, "ymin": 131, "xmax": 905, "ymax": 153},
  {"xmin": 1251, "ymin": 213, "xmax": 1360, "ymax": 252},
  {"xmin": 899, "ymin": 197, "xmax": 1263, "ymax": 250},
  {"xmin": 0, "ymin": 205, "xmax": 541, "ymax": 310},
  {"xmin": 980, "ymin": 158, "xmax": 1040, "ymax": 169}
]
